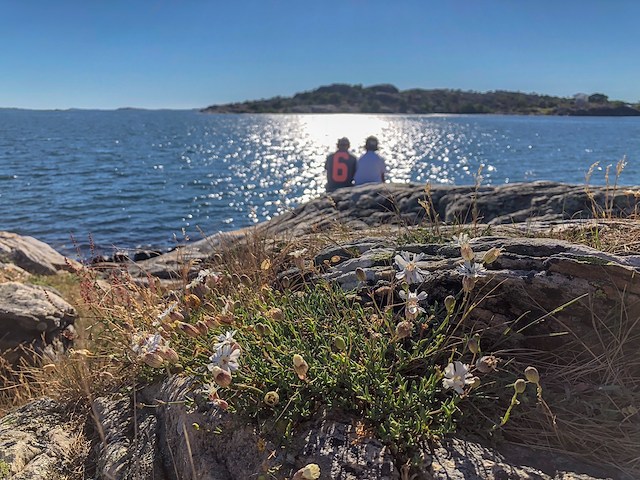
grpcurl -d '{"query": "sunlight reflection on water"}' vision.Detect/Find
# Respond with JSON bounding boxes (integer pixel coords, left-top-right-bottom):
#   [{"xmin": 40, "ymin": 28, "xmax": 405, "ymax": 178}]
[{"xmin": 1, "ymin": 110, "xmax": 638, "ymax": 253}]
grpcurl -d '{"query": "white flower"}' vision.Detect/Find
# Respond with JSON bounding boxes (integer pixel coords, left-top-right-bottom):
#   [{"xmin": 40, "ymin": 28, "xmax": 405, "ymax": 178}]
[
  {"xmin": 442, "ymin": 361, "xmax": 475, "ymax": 394},
  {"xmin": 394, "ymin": 252, "xmax": 428, "ymax": 284},
  {"xmin": 208, "ymin": 344, "xmax": 241, "ymax": 373},
  {"xmin": 289, "ymin": 248, "xmax": 308, "ymax": 258},
  {"xmin": 457, "ymin": 259, "xmax": 486, "ymax": 278},
  {"xmin": 289, "ymin": 248, "xmax": 308, "ymax": 270},
  {"xmin": 187, "ymin": 268, "xmax": 221, "ymax": 290},
  {"xmin": 202, "ymin": 381, "xmax": 219, "ymax": 401},
  {"xmin": 398, "ymin": 289, "xmax": 428, "ymax": 320},
  {"xmin": 132, "ymin": 333, "xmax": 163, "ymax": 356},
  {"xmin": 155, "ymin": 301, "xmax": 179, "ymax": 326},
  {"xmin": 451, "ymin": 233, "xmax": 470, "ymax": 246},
  {"xmin": 213, "ymin": 329, "xmax": 238, "ymax": 351}
]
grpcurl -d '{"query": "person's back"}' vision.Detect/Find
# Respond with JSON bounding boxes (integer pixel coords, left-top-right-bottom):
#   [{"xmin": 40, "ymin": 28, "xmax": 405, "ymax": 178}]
[
  {"xmin": 354, "ymin": 136, "xmax": 386, "ymax": 185},
  {"xmin": 325, "ymin": 137, "xmax": 357, "ymax": 192}
]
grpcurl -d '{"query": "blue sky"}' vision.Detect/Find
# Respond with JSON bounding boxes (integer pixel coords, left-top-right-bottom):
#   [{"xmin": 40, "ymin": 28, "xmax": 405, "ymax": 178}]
[{"xmin": 2, "ymin": 1, "xmax": 639, "ymax": 109}]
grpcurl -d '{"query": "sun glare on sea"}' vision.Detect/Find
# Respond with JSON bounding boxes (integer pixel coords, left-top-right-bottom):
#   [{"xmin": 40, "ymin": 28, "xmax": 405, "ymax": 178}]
[{"xmin": 299, "ymin": 114, "xmax": 391, "ymax": 152}]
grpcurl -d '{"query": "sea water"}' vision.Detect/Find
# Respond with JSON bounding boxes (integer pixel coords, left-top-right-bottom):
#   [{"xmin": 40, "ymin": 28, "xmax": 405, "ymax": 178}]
[{"xmin": 1, "ymin": 109, "xmax": 638, "ymax": 256}]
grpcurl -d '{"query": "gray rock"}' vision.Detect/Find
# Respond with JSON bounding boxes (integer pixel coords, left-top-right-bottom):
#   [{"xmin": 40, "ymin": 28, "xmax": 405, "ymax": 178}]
[
  {"xmin": 314, "ymin": 237, "xmax": 640, "ymax": 336},
  {"xmin": 0, "ymin": 398, "xmax": 87, "ymax": 479},
  {"xmin": 133, "ymin": 182, "xmax": 640, "ymax": 282},
  {"xmin": 259, "ymin": 182, "xmax": 639, "ymax": 237},
  {"xmin": 0, "ymin": 281, "xmax": 76, "ymax": 362},
  {"xmin": 0, "ymin": 231, "xmax": 78, "ymax": 275},
  {"xmin": 0, "ymin": 379, "xmax": 622, "ymax": 480},
  {"xmin": 429, "ymin": 437, "xmax": 616, "ymax": 480}
]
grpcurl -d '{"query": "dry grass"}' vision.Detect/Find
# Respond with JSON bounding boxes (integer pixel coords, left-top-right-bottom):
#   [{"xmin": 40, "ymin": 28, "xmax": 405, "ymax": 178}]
[
  {"xmin": 503, "ymin": 291, "xmax": 640, "ymax": 478},
  {"xmin": 1, "ymin": 165, "xmax": 640, "ymax": 476}
]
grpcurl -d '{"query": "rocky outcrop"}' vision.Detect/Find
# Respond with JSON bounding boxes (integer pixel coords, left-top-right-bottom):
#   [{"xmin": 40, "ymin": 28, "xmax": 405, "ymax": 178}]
[
  {"xmin": 314, "ymin": 236, "xmax": 640, "ymax": 326},
  {"xmin": 0, "ymin": 398, "xmax": 87, "ymax": 479},
  {"xmin": 0, "ymin": 282, "xmax": 76, "ymax": 363},
  {"xmin": 0, "ymin": 376, "xmax": 617, "ymax": 479},
  {"xmin": 262, "ymin": 181, "xmax": 638, "ymax": 236},
  {"xmin": 133, "ymin": 181, "xmax": 640, "ymax": 281},
  {"xmin": 0, "ymin": 231, "xmax": 78, "ymax": 275},
  {"xmin": 0, "ymin": 231, "xmax": 80, "ymax": 364}
]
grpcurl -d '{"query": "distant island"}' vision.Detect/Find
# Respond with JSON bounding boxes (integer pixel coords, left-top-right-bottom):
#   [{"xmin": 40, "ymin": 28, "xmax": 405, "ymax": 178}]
[{"xmin": 201, "ymin": 83, "xmax": 640, "ymax": 116}]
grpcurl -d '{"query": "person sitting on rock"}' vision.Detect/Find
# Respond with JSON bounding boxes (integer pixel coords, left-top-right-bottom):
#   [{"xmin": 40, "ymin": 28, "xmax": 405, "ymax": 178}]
[
  {"xmin": 325, "ymin": 137, "xmax": 357, "ymax": 192},
  {"xmin": 354, "ymin": 136, "xmax": 386, "ymax": 185}
]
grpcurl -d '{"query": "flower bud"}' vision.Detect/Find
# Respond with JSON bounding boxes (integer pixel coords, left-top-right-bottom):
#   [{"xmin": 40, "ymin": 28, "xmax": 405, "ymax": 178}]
[
  {"xmin": 462, "ymin": 275, "xmax": 476, "ymax": 293},
  {"xmin": 263, "ymin": 391, "xmax": 280, "ymax": 407},
  {"xmin": 217, "ymin": 313, "xmax": 234, "ymax": 325},
  {"xmin": 292, "ymin": 463, "xmax": 321, "ymax": 480},
  {"xmin": 460, "ymin": 243, "xmax": 474, "ymax": 262},
  {"xmin": 468, "ymin": 334, "xmax": 480, "ymax": 354},
  {"xmin": 444, "ymin": 295, "xmax": 456, "ymax": 313},
  {"xmin": 469, "ymin": 376, "xmax": 481, "ymax": 389},
  {"xmin": 514, "ymin": 378, "xmax": 527, "ymax": 394},
  {"xmin": 395, "ymin": 320, "xmax": 413, "ymax": 340},
  {"xmin": 333, "ymin": 335, "xmax": 347, "ymax": 352},
  {"xmin": 195, "ymin": 320, "xmax": 210, "ymax": 334},
  {"xmin": 185, "ymin": 293, "xmax": 201, "ymax": 310},
  {"xmin": 211, "ymin": 398, "xmax": 229, "ymax": 410},
  {"xmin": 157, "ymin": 346, "xmax": 179, "ymax": 364},
  {"xmin": 142, "ymin": 352, "xmax": 165, "ymax": 368},
  {"xmin": 211, "ymin": 366, "xmax": 232, "ymax": 387},
  {"xmin": 293, "ymin": 354, "xmax": 309, "ymax": 380},
  {"xmin": 42, "ymin": 363, "xmax": 57, "ymax": 374},
  {"xmin": 482, "ymin": 247, "xmax": 502, "ymax": 265},
  {"xmin": 355, "ymin": 267, "xmax": 367, "ymax": 282},
  {"xmin": 178, "ymin": 322, "xmax": 201, "ymax": 338},
  {"xmin": 202, "ymin": 314, "xmax": 219, "ymax": 329},
  {"xmin": 524, "ymin": 366, "xmax": 540, "ymax": 384}
]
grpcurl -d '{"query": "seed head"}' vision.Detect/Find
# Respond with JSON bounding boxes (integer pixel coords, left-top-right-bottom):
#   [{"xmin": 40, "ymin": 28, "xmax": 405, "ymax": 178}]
[
  {"xmin": 142, "ymin": 352, "xmax": 164, "ymax": 368},
  {"xmin": 514, "ymin": 378, "xmax": 527, "ymax": 394},
  {"xmin": 475, "ymin": 355, "xmax": 500, "ymax": 374},
  {"xmin": 264, "ymin": 391, "xmax": 280, "ymax": 407},
  {"xmin": 468, "ymin": 334, "xmax": 480, "ymax": 354},
  {"xmin": 444, "ymin": 295, "xmax": 456, "ymax": 313},
  {"xmin": 293, "ymin": 354, "xmax": 309, "ymax": 380},
  {"xmin": 482, "ymin": 247, "xmax": 502, "ymax": 265},
  {"xmin": 395, "ymin": 320, "xmax": 413, "ymax": 340},
  {"xmin": 333, "ymin": 335, "xmax": 347, "ymax": 352},
  {"xmin": 462, "ymin": 275, "xmax": 476, "ymax": 293},
  {"xmin": 460, "ymin": 243, "xmax": 474, "ymax": 261},
  {"xmin": 268, "ymin": 307, "xmax": 284, "ymax": 321},
  {"xmin": 524, "ymin": 366, "xmax": 540, "ymax": 384}
]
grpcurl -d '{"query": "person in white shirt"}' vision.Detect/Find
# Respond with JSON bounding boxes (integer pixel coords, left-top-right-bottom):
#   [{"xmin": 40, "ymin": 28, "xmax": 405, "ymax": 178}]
[{"xmin": 354, "ymin": 136, "xmax": 386, "ymax": 185}]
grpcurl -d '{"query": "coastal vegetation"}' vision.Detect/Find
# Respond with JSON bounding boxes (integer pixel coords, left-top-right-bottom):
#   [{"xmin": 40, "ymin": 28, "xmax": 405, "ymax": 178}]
[
  {"xmin": 201, "ymin": 83, "xmax": 640, "ymax": 115},
  {"xmin": 1, "ymin": 171, "xmax": 639, "ymax": 478}
]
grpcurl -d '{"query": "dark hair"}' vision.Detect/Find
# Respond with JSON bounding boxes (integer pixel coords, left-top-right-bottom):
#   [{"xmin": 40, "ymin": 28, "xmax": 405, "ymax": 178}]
[{"xmin": 365, "ymin": 136, "xmax": 379, "ymax": 151}]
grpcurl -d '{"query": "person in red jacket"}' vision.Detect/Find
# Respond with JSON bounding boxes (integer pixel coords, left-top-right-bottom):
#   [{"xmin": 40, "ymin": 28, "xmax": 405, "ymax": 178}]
[{"xmin": 325, "ymin": 137, "xmax": 357, "ymax": 192}]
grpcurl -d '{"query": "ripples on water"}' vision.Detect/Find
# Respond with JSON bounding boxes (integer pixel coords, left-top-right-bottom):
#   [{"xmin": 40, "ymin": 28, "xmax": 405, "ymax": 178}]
[{"xmin": 0, "ymin": 110, "xmax": 638, "ymax": 255}]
